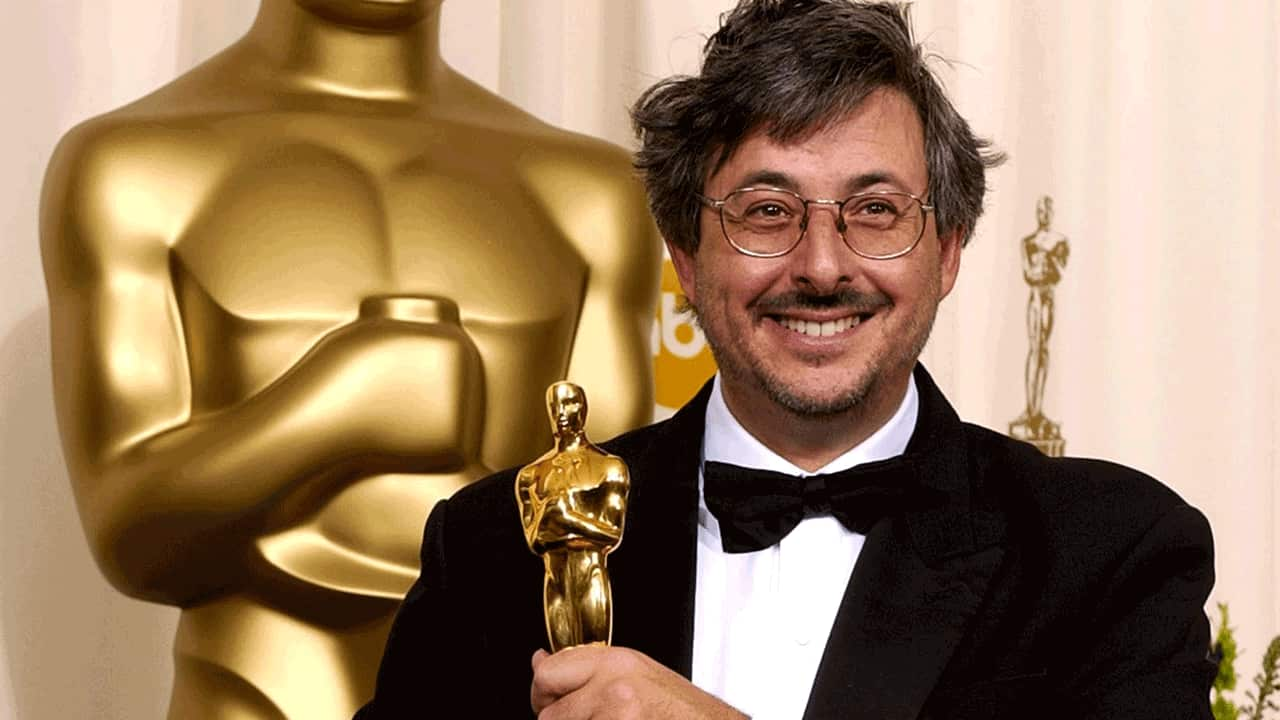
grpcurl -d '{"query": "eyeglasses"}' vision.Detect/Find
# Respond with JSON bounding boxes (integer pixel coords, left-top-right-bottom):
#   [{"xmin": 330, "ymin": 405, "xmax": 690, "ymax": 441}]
[{"xmin": 696, "ymin": 187, "xmax": 935, "ymax": 260}]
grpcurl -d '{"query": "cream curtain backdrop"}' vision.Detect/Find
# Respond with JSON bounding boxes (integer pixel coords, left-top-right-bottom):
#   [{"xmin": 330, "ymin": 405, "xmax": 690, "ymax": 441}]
[{"xmin": 1, "ymin": 1, "xmax": 1275, "ymax": 717}]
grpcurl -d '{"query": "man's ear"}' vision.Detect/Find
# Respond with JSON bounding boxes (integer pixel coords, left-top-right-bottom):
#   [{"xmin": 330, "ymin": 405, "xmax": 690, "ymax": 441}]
[
  {"xmin": 937, "ymin": 228, "xmax": 963, "ymax": 300},
  {"xmin": 666, "ymin": 239, "xmax": 699, "ymax": 307}
]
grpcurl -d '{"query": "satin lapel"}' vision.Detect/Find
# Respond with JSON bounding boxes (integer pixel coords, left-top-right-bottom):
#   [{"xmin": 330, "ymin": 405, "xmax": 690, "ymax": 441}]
[
  {"xmin": 607, "ymin": 383, "xmax": 709, "ymax": 678},
  {"xmin": 802, "ymin": 365, "xmax": 1007, "ymax": 720},
  {"xmin": 802, "ymin": 511, "xmax": 1006, "ymax": 719}
]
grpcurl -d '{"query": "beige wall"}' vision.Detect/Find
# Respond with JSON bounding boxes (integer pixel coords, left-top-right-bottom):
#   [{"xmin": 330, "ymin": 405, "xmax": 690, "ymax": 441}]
[
  {"xmin": 2, "ymin": 6, "xmax": 203, "ymax": 718},
  {"xmin": 2, "ymin": 1, "xmax": 1276, "ymax": 717}
]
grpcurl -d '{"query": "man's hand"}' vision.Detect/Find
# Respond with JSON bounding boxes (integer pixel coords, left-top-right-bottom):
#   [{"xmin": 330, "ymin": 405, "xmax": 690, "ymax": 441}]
[{"xmin": 530, "ymin": 646, "xmax": 748, "ymax": 720}]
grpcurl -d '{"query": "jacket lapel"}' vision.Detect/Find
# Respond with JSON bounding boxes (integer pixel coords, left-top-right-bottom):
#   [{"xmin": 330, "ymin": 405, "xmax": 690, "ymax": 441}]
[
  {"xmin": 608, "ymin": 383, "xmax": 709, "ymax": 678},
  {"xmin": 803, "ymin": 366, "xmax": 1007, "ymax": 719}
]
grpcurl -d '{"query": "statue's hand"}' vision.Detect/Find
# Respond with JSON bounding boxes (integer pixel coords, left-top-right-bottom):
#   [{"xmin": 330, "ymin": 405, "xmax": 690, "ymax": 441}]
[
  {"xmin": 303, "ymin": 311, "xmax": 484, "ymax": 470},
  {"xmin": 1053, "ymin": 241, "xmax": 1070, "ymax": 266}
]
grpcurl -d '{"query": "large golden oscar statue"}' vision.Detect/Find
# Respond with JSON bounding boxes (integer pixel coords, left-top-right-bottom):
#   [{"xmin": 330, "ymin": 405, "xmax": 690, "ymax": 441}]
[{"xmin": 39, "ymin": 1, "xmax": 659, "ymax": 717}]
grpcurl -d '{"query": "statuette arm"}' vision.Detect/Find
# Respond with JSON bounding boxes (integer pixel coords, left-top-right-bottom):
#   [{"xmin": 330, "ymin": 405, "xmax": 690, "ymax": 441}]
[{"xmin": 536, "ymin": 499, "xmax": 622, "ymax": 547}]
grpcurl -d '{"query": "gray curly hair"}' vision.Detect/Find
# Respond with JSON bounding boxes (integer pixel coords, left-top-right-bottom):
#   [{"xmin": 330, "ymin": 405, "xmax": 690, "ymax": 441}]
[{"xmin": 631, "ymin": 0, "xmax": 1005, "ymax": 255}]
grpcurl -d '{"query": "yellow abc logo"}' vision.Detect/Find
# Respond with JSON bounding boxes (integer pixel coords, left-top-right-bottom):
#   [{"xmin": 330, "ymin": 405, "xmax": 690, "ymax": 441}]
[{"xmin": 652, "ymin": 258, "xmax": 717, "ymax": 413}]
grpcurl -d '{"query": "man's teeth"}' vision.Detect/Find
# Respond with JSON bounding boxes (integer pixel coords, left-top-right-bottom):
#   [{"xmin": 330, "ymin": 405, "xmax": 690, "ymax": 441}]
[{"xmin": 779, "ymin": 315, "xmax": 862, "ymax": 337}]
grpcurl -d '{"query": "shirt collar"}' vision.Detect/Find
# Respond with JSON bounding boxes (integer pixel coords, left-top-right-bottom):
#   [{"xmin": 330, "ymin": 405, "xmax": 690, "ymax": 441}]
[{"xmin": 702, "ymin": 373, "xmax": 919, "ymax": 476}]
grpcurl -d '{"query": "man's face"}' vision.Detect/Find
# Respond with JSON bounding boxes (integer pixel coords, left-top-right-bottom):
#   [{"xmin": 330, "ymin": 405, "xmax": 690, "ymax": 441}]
[{"xmin": 669, "ymin": 87, "xmax": 961, "ymax": 423}]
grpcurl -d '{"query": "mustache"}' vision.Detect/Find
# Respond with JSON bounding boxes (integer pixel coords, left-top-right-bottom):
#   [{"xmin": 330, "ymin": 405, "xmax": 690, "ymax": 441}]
[{"xmin": 752, "ymin": 289, "xmax": 892, "ymax": 315}]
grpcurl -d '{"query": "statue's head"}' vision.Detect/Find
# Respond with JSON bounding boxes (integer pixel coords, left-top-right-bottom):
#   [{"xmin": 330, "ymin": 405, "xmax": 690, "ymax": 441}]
[
  {"xmin": 293, "ymin": 0, "xmax": 441, "ymax": 30},
  {"xmin": 1036, "ymin": 196, "xmax": 1053, "ymax": 229},
  {"xmin": 547, "ymin": 382, "xmax": 588, "ymax": 436}
]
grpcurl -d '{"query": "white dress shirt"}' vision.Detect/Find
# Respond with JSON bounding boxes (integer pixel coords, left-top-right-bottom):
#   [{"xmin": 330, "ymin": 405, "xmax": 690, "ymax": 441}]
[{"xmin": 691, "ymin": 375, "xmax": 919, "ymax": 720}]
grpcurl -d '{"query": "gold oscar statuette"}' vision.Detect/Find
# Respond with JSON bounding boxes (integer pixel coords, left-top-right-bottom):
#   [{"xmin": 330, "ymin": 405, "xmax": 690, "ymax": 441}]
[
  {"xmin": 515, "ymin": 382, "xmax": 630, "ymax": 652},
  {"xmin": 1009, "ymin": 195, "xmax": 1070, "ymax": 457}
]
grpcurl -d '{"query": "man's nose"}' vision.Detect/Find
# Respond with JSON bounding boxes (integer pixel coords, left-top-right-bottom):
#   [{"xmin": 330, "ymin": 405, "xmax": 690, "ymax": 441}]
[{"xmin": 790, "ymin": 204, "xmax": 852, "ymax": 293}]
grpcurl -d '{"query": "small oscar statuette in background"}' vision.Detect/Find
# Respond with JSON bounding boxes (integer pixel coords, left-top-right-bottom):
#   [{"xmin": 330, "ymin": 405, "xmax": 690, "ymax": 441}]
[
  {"xmin": 515, "ymin": 382, "xmax": 630, "ymax": 651},
  {"xmin": 1010, "ymin": 196, "xmax": 1070, "ymax": 457}
]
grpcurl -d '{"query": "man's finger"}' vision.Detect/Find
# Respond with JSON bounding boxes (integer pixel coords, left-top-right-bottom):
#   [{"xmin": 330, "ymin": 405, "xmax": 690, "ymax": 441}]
[
  {"xmin": 530, "ymin": 649, "xmax": 554, "ymax": 713},
  {"xmin": 535, "ymin": 684, "xmax": 599, "ymax": 720},
  {"xmin": 531, "ymin": 644, "xmax": 608, "ymax": 699}
]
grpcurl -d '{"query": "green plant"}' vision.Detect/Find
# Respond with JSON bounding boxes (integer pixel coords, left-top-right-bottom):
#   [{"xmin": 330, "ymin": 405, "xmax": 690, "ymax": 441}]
[
  {"xmin": 1215, "ymin": 603, "xmax": 1241, "ymax": 720},
  {"xmin": 1241, "ymin": 635, "xmax": 1280, "ymax": 720},
  {"xmin": 1212, "ymin": 603, "xmax": 1280, "ymax": 720}
]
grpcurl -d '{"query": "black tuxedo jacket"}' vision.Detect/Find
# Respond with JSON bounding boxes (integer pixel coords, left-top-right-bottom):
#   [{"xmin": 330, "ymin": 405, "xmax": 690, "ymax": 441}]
[{"xmin": 357, "ymin": 366, "xmax": 1215, "ymax": 719}]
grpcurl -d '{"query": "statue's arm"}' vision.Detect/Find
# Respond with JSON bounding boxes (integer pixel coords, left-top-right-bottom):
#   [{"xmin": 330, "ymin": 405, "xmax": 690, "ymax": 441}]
[
  {"xmin": 537, "ymin": 504, "xmax": 621, "ymax": 546},
  {"xmin": 598, "ymin": 461, "xmax": 631, "ymax": 533},
  {"xmin": 1054, "ymin": 239, "xmax": 1070, "ymax": 266},
  {"xmin": 515, "ymin": 468, "xmax": 541, "ymax": 550},
  {"xmin": 543, "ymin": 143, "xmax": 661, "ymax": 439},
  {"xmin": 1021, "ymin": 235, "xmax": 1039, "ymax": 276},
  {"xmin": 536, "ymin": 475, "xmax": 623, "ymax": 545},
  {"xmin": 40, "ymin": 126, "xmax": 473, "ymax": 605}
]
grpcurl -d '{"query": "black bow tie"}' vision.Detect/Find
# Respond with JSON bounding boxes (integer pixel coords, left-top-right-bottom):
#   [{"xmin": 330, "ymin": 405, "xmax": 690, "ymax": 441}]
[{"xmin": 702, "ymin": 457, "xmax": 931, "ymax": 553}]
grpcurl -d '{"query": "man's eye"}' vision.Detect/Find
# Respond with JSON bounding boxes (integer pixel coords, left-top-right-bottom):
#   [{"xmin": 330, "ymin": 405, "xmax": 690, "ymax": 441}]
[
  {"xmin": 746, "ymin": 203, "xmax": 792, "ymax": 218},
  {"xmin": 858, "ymin": 200, "xmax": 899, "ymax": 216}
]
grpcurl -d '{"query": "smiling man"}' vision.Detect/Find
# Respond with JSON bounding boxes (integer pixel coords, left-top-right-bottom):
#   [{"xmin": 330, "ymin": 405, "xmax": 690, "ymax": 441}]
[
  {"xmin": 357, "ymin": 2, "xmax": 1216, "ymax": 718},
  {"xmin": 673, "ymin": 86, "xmax": 951, "ymax": 472}
]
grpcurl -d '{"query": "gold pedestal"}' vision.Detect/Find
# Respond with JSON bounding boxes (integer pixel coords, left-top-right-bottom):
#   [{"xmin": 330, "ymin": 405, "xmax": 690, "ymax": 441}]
[
  {"xmin": 1026, "ymin": 437, "xmax": 1065, "ymax": 458},
  {"xmin": 1009, "ymin": 413, "xmax": 1065, "ymax": 458}
]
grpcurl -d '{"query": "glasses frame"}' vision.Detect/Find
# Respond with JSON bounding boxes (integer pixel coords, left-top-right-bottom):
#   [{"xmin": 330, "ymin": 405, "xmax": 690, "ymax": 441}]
[{"xmin": 696, "ymin": 187, "xmax": 936, "ymax": 260}]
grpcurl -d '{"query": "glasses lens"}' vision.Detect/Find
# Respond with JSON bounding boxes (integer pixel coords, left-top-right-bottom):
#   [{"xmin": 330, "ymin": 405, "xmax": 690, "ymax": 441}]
[
  {"xmin": 721, "ymin": 189, "xmax": 804, "ymax": 256},
  {"xmin": 841, "ymin": 192, "xmax": 924, "ymax": 258}
]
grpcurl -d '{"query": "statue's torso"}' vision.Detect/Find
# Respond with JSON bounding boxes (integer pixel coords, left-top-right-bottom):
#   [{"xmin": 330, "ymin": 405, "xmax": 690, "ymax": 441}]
[
  {"xmin": 111, "ymin": 106, "xmax": 593, "ymax": 591},
  {"xmin": 1023, "ymin": 230, "xmax": 1067, "ymax": 287}
]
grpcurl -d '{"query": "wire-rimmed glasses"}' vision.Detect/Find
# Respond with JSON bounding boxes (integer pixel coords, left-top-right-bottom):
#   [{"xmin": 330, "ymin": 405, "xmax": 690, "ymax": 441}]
[{"xmin": 697, "ymin": 187, "xmax": 935, "ymax": 260}]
